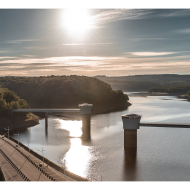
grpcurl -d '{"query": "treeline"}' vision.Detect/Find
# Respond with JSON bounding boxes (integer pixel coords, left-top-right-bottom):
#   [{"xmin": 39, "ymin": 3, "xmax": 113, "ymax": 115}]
[
  {"xmin": 0, "ymin": 88, "xmax": 29, "ymax": 118},
  {"xmin": 0, "ymin": 76, "xmax": 130, "ymax": 114},
  {"xmin": 95, "ymin": 75, "xmax": 190, "ymax": 92},
  {"xmin": 148, "ymin": 83, "xmax": 190, "ymax": 94}
]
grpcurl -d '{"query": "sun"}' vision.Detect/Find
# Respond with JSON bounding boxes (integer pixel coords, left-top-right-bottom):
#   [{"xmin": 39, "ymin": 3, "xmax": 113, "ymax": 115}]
[{"xmin": 63, "ymin": 9, "xmax": 94, "ymax": 36}]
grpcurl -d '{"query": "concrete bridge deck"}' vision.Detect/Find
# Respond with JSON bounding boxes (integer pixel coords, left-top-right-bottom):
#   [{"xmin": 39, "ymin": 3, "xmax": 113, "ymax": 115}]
[
  {"xmin": 140, "ymin": 123, "xmax": 190, "ymax": 128},
  {"xmin": 12, "ymin": 108, "xmax": 80, "ymax": 113},
  {"xmin": 0, "ymin": 135, "xmax": 87, "ymax": 181}
]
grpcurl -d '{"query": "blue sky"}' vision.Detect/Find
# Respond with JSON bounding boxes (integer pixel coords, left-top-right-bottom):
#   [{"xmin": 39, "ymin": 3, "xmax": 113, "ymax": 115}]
[{"xmin": 1, "ymin": 9, "xmax": 190, "ymax": 76}]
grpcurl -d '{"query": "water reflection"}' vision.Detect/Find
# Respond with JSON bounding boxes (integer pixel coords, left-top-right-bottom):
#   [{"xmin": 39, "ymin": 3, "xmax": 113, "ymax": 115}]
[
  {"xmin": 56, "ymin": 119, "xmax": 82, "ymax": 138},
  {"xmin": 45, "ymin": 125, "xmax": 48, "ymax": 138},
  {"xmin": 9, "ymin": 95, "xmax": 190, "ymax": 181},
  {"xmin": 123, "ymin": 149, "xmax": 138, "ymax": 181},
  {"xmin": 62, "ymin": 138, "xmax": 92, "ymax": 178}
]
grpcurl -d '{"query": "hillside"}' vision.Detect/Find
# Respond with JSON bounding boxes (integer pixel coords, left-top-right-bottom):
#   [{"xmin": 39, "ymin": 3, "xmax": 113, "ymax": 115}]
[
  {"xmin": 0, "ymin": 76, "xmax": 130, "ymax": 114},
  {"xmin": 95, "ymin": 75, "xmax": 190, "ymax": 92},
  {"xmin": 148, "ymin": 83, "xmax": 190, "ymax": 94}
]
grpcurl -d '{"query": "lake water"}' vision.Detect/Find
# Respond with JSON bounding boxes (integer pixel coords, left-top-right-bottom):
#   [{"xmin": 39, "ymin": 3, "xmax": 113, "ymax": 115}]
[{"xmin": 10, "ymin": 93, "xmax": 190, "ymax": 181}]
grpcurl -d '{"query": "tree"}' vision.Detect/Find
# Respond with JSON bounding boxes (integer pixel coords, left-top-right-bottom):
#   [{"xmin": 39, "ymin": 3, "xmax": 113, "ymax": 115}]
[{"xmin": 0, "ymin": 89, "xmax": 29, "ymax": 118}]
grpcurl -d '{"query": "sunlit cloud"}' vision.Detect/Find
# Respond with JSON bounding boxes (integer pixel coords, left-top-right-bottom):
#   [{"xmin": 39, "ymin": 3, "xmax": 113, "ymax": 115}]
[
  {"xmin": 4, "ymin": 39, "xmax": 39, "ymax": 44},
  {"xmin": 22, "ymin": 55, "xmax": 36, "ymax": 57},
  {"xmin": 92, "ymin": 9, "xmax": 190, "ymax": 26},
  {"xmin": 93, "ymin": 9, "xmax": 153, "ymax": 25},
  {"xmin": 62, "ymin": 42, "xmax": 112, "ymax": 46},
  {"xmin": 1, "ymin": 54, "xmax": 190, "ymax": 76},
  {"xmin": 0, "ymin": 56, "xmax": 16, "ymax": 59},
  {"xmin": 129, "ymin": 52, "xmax": 177, "ymax": 57}
]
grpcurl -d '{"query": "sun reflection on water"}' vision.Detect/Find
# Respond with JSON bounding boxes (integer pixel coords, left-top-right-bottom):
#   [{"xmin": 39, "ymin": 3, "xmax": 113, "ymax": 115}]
[
  {"xmin": 62, "ymin": 138, "xmax": 92, "ymax": 178},
  {"xmin": 56, "ymin": 119, "xmax": 82, "ymax": 137},
  {"xmin": 55, "ymin": 119, "xmax": 92, "ymax": 178}
]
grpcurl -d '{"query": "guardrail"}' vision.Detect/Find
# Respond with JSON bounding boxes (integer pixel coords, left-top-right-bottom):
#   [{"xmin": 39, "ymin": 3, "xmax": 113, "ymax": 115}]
[{"xmin": 0, "ymin": 132, "xmax": 88, "ymax": 181}]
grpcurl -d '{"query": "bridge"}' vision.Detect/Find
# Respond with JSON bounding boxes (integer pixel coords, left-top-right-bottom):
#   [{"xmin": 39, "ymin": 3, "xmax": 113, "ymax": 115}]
[
  {"xmin": 12, "ymin": 104, "xmax": 93, "ymax": 141},
  {"xmin": 0, "ymin": 104, "xmax": 93, "ymax": 181},
  {"xmin": 121, "ymin": 114, "xmax": 190, "ymax": 161},
  {"xmin": 140, "ymin": 122, "xmax": 190, "ymax": 128},
  {"xmin": 12, "ymin": 108, "xmax": 80, "ymax": 127}
]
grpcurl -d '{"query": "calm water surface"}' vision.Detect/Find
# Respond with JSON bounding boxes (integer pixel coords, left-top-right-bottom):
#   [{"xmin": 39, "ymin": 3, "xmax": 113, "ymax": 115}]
[{"xmin": 11, "ymin": 94, "xmax": 190, "ymax": 181}]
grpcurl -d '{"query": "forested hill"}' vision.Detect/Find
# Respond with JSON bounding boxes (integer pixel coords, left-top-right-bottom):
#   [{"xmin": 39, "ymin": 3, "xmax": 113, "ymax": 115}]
[
  {"xmin": 148, "ymin": 84, "xmax": 190, "ymax": 94},
  {"xmin": 0, "ymin": 76, "xmax": 130, "ymax": 114},
  {"xmin": 95, "ymin": 75, "xmax": 190, "ymax": 92}
]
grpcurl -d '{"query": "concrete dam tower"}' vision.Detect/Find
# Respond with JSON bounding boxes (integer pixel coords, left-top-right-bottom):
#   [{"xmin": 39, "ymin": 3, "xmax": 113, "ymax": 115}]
[
  {"xmin": 79, "ymin": 103, "xmax": 93, "ymax": 141},
  {"xmin": 121, "ymin": 114, "xmax": 142, "ymax": 159}
]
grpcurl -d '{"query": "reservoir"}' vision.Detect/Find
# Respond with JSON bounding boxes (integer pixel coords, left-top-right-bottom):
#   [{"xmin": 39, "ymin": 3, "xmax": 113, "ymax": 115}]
[{"xmin": 11, "ymin": 93, "xmax": 190, "ymax": 181}]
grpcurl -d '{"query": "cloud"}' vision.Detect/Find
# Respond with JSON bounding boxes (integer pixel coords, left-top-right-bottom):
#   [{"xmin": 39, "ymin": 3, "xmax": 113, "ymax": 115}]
[
  {"xmin": 92, "ymin": 9, "xmax": 190, "ymax": 26},
  {"xmin": 130, "ymin": 37, "xmax": 166, "ymax": 42},
  {"xmin": 0, "ymin": 56, "xmax": 16, "ymax": 59},
  {"xmin": 158, "ymin": 9, "xmax": 190, "ymax": 18},
  {"xmin": 62, "ymin": 42, "xmax": 112, "ymax": 46},
  {"xmin": 1, "ymin": 54, "xmax": 190, "ymax": 76},
  {"xmin": 3, "ymin": 39, "xmax": 39, "ymax": 44},
  {"xmin": 128, "ymin": 52, "xmax": 176, "ymax": 56},
  {"xmin": 174, "ymin": 28, "xmax": 190, "ymax": 34},
  {"xmin": 0, "ymin": 50, "xmax": 9, "ymax": 54},
  {"xmin": 92, "ymin": 9, "xmax": 153, "ymax": 25}
]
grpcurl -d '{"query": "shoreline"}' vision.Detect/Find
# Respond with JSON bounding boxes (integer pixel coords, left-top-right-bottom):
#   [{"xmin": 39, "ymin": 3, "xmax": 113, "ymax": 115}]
[
  {"xmin": 127, "ymin": 91, "xmax": 185, "ymax": 97},
  {"xmin": 0, "ymin": 113, "xmax": 39, "ymax": 133},
  {"xmin": 127, "ymin": 91, "xmax": 190, "ymax": 102}
]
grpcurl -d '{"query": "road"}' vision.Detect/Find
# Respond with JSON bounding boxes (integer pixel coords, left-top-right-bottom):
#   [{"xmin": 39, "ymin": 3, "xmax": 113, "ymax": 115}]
[{"xmin": 0, "ymin": 135, "xmax": 86, "ymax": 181}]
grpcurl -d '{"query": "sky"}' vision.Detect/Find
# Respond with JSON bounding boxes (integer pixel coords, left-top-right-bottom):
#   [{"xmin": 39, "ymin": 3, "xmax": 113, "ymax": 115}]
[{"xmin": 1, "ymin": 8, "xmax": 190, "ymax": 76}]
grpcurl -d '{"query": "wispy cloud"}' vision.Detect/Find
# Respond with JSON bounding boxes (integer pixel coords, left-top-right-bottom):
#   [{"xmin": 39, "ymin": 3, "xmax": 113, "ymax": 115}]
[
  {"xmin": 0, "ymin": 50, "xmax": 8, "ymax": 54},
  {"xmin": 4, "ymin": 39, "xmax": 39, "ymax": 44},
  {"xmin": 62, "ymin": 42, "xmax": 112, "ymax": 46},
  {"xmin": 22, "ymin": 55, "xmax": 36, "ymax": 58},
  {"xmin": 0, "ymin": 56, "xmax": 121, "ymax": 65},
  {"xmin": 0, "ymin": 56, "xmax": 16, "ymax": 59},
  {"xmin": 1, "ymin": 54, "xmax": 190, "ymax": 76},
  {"xmin": 92, "ymin": 9, "xmax": 153, "ymax": 25},
  {"xmin": 130, "ymin": 37, "xmax": 166, "ymax": 42},
  {"xmin": 174, "ymin": 28, "xmax": 190, "ymax": 34},
  {"xmin": 158, "ymin": 10, "xmax": 190, "ymax": 18},
  {"xmin": 128, "ymin": 52, "xmax": 176, "ymax": 56},
  {"xmin": 92, "ymin": 9, "xmax": 190, "ymax": 26}
]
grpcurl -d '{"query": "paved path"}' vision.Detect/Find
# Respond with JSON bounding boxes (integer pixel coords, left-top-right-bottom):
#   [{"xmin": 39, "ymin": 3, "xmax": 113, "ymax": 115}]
[{"xmin": 0, "ymin": 135, "xmax": 82, "ymax": 181}]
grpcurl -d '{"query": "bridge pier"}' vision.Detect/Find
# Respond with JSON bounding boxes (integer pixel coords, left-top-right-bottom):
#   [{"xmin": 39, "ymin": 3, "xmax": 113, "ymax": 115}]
[
  {"xmin": 45, "ymin": 112, "xmax": 48, "ymax": 129},
  {"xmin": 79, "ymin": 103, "xmax": 93, "ymax": 141},
  {"xmin": 121, "ymin": 114, "xmax": 141, "ymax": 158}
]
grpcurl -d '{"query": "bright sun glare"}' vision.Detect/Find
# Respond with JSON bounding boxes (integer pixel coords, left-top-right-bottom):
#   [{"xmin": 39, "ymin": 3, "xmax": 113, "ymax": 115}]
[{"xmin": 63, "ymin": 9, "xmax": 94, "ymax": 36}]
